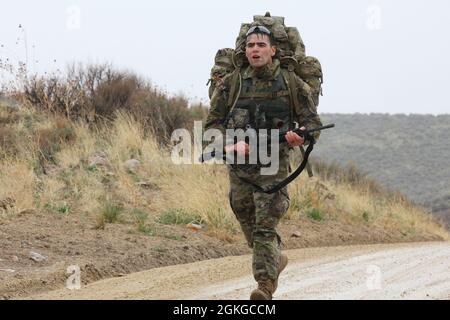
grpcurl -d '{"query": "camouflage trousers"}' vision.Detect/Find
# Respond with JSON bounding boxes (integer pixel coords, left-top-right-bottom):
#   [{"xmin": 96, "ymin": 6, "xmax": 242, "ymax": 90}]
[{"xmin": 228, "ymin": 157, "xmax": 290, "ymax": 283}]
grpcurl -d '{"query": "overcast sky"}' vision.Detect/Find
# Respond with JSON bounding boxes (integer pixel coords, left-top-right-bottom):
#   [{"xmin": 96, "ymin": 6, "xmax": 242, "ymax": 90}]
[{"xmin": 1, "ymin": 0, "xmax": 449, "ymax": 114}]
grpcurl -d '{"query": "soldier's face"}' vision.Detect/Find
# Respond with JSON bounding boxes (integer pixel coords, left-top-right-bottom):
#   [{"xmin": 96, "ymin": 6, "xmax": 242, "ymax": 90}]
[{"xmin": 245, "ymin": 34, "xmax": 276, "ymax": 68}]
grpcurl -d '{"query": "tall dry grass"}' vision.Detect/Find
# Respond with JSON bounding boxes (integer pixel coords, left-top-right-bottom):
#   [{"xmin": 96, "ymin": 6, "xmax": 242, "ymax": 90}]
[
  {"xmin": 0, "ymin": 92, "xmax": 448, "ymax": 241},
  {"xmin": 0, "ymin": 160, "xmax": 36, "ymax": 214}
]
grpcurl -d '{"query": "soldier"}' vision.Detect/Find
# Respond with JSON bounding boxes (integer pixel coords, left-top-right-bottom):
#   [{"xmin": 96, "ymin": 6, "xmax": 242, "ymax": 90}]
[{"xmin": 205, "ymin": 25, "xmax": 322, "ymax": 300}]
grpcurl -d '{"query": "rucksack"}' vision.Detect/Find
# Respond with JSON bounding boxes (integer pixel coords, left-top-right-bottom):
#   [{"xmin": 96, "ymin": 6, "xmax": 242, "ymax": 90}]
[{"xmin": 207, "ymin": 12, "xmax": 323, "ymax": 116}]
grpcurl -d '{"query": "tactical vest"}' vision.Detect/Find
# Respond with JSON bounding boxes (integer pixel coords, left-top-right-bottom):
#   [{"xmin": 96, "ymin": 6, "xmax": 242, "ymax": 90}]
[{"xmin": 226, "ymin": 72, "xmax": 293, "ymax": 134}]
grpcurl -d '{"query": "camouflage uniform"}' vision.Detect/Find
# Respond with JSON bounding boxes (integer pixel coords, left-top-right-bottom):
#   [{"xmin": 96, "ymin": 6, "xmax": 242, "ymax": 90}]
[{"xmin": 205, "ymin": 59, "xmax": 322, "ymax": 284}]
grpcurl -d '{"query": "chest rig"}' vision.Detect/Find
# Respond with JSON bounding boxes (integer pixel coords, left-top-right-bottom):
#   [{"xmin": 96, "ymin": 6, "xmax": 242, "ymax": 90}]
[
  {"xmin": 226, "ymin": 72, "xmax": 294, "ymax": 134},
  {"xmin": 209, "ymin": 66, "xmax": 330, "ymax": 194}
]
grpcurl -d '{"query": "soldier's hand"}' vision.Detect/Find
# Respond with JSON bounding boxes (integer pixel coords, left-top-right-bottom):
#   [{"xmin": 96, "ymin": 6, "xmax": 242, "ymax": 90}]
[
  {"xmin": 224, "ymin": 141, "xmax": 249, "ymax": 156},
  {"xmin": 285, "ymin": 127, "xmax": 305, "ymax": 147}
]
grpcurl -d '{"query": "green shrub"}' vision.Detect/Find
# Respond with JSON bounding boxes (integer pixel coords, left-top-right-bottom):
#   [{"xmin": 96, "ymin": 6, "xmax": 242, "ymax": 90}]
[
  {"xmin": 157, "ymin": 208, "xmax": 202, "ymax": 225},
  {"xmin": 44, "ymin": 201, "xmax": 71, "ymax": 215},
  {"xmin": 138, "ymin": 223, "xmax": 156, "ymax": 236},
  {"xmin": 101, "ymin": 201, "xmax": 123, "ymax": 223},
  {"xmin": 362, "ymin": 211, "xmax": 370, "ymax": 222},
  {"xmin": 306, "ymin": 208, "xmax": 323, "ymax": 221}
]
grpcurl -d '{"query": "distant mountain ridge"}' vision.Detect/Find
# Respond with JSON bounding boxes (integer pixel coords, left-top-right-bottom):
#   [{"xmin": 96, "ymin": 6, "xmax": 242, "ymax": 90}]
[{"xmin": 314, "ymin": 113, "xmax": 450, "ymax": 222}]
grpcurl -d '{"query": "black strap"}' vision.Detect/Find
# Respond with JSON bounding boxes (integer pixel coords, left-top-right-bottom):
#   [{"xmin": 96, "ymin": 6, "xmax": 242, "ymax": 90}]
[{"xmin": 233, "ymin": 137, "xmax": 315, "ymax": 194}]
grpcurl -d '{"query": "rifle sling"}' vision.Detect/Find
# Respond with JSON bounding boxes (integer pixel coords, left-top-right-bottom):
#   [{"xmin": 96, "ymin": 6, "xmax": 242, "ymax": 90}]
[{"xmin": 299, "ymin": 145, "xmax": 314, "ymax": 178}]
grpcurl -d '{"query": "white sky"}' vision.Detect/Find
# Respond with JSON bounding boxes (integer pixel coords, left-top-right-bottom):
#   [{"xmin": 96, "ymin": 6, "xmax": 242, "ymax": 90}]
[{"xmin": 1, "ymin": 0, "xmax": 449, "ymax": 114}]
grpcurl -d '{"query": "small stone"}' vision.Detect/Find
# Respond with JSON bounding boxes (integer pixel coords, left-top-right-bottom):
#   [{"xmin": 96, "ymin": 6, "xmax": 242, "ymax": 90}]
[
  {"xmin": 291, "ymin": 230, "xmax": 302, "ymax": 238},
  {"xmin": 88, "ymin": 155, "xmax": 108, "ymax": 167},
  {"xmin": 124, "ymin": 159, "xmax": 140, "ymax": 172},
  {"xmin": 29, "ymin": 251, "xmax": 47, "ymax": 262},
  {"xmin": 186, "ymin": 223, "xmax": 202, "ymax": 232},
  {"xmin": 11, "ymin": 255, "xmax": 19, "ymax": 262}
]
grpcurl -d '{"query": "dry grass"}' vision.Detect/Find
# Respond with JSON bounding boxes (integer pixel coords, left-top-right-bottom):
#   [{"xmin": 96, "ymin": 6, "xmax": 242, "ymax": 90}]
[
  {"xmin": 0, "ymin": 126, "xmax": 17, "ymax": 157},
  {"xmin": 285, "ymin": 168, "xmax": 449, "ymax": 240},
  {"xmin": 0, "ymin": 160, "xmax": 36, "ymax": 215},
  {"xmin": 0, "ymin": 101, "xmax": 448, "ymax": 241}
]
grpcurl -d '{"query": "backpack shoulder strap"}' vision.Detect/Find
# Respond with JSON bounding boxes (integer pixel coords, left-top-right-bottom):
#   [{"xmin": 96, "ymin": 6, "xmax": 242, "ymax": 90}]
[
  {"xmin": 221, "ymin": 68, "xmax": 242, "ymax": 128},
  {"xmin": 280, "ymin": 66, "xmax": 301, "ymax": 115},
  {"xmin": 227, "ymin": 68, "xmax": 242, "ymax": 108},
  {"xmin": 281, "ymin": 64, "xmax": 317, "ymax": 116}
]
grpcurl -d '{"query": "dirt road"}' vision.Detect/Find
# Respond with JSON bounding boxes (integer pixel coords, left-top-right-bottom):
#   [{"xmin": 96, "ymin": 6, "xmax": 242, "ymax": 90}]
[{"xmin": 31, "ymin": 241, "xmax": 450, "ymax": 300}]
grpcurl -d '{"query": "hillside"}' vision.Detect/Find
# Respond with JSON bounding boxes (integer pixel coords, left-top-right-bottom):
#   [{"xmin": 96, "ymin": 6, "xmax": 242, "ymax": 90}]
[
  {"xmin": 0, "ymin": 65, "xmax": 448, "ymax": 298},
  {"xmin": 1, "ymin": 100, "xmax": 448, "ymax": 298},
  {"xmin": 314, "ymin": 113, "xmax": 450, "ymax": 224}
]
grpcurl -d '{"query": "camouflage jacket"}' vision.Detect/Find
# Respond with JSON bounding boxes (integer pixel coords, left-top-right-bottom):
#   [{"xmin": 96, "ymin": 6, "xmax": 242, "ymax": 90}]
[{"xmin": 205, "ymin": 59, "xmax": 322, "ymax": 144}]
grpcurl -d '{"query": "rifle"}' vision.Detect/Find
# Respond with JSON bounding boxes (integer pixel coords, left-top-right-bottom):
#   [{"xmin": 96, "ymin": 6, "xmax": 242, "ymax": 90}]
[
  {"xmin": 199, "ymin": 123, "xmax": 335, "ymax": 162},
  {"xmin": 199, "ymin": 123, "xmax": 335, "ymax": 194},
  {"xmin": 279, "ymin": 123, "xmax": 335, "ymax": 143}
]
